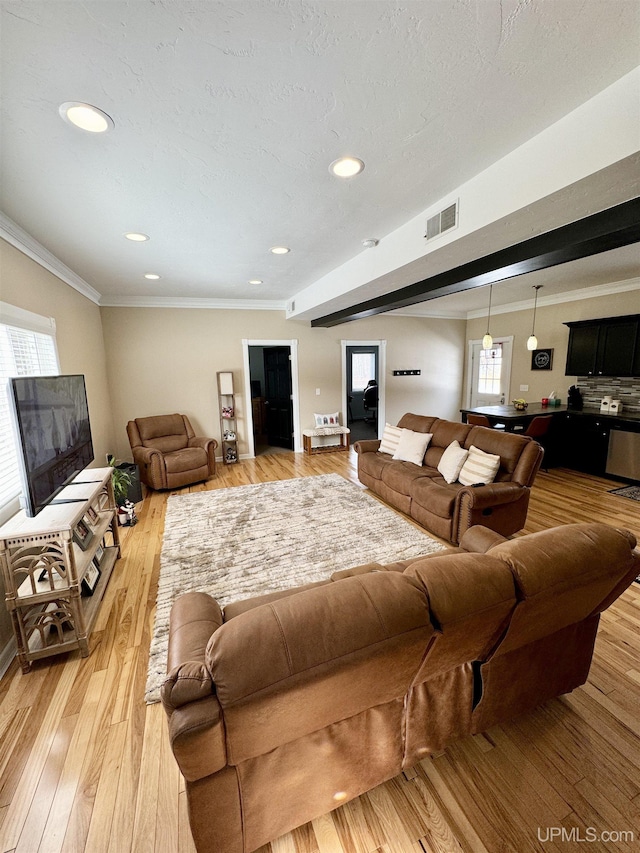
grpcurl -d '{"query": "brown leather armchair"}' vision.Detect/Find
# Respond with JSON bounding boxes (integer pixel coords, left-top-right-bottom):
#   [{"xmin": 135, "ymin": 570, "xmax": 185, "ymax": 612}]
[{"xmin": 126, "ymin": 414, "xmax": 217, "ymax": 491}]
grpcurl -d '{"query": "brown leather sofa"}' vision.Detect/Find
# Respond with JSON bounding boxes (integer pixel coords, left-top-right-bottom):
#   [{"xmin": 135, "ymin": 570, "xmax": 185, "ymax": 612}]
[
  {"xmin": 160, "ymin": 522, "xmax": 638, "ymax": 853},
  {"xmin": 355, "ymin": 413, "xmax": 544, "ymax": 544},
  {"xmin": 126, "ymin": 413, "xmax": 217, "ymax": 491}
]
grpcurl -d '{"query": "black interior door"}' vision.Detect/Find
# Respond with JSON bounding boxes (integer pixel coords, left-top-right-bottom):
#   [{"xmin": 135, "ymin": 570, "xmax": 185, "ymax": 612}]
[{"xmin": 264, "ymin": 347, "xmax": 293, "ymax": 449}]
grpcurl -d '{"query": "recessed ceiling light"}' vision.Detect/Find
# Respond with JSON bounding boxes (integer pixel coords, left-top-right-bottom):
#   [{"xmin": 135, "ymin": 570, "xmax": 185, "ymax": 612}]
[
  {"xmin": 329, "ymin": 156, "xmax": 365, "ymax": 178},
  {"xmin": 269, "ymin": 246, "xmax": 290, "ymax": 255},
  {"xmin": 59, "ymin": 102, "xmax": 114, "ymax": 133},
  {"xmin": 144, "ymin": 273, "xmax": 161, "ymax": 280},
  {"xmin": 124, "ymin": 232, "xmax": 150, "ymax": 242},
  {"xmin": 362, "ymin": 238, "xmax": 379, "ymax": 248},
  {"xmin": 248, "ymin": 279, "xmax": 263, "ymax": 285}
]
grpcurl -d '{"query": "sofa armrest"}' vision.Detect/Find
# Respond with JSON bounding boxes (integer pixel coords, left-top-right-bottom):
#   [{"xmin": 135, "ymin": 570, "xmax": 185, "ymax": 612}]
[
  {"xmin": 189, "ymin": 435, "xmax": 218, "ymax": 452},
  {"xmin": 162, "ymin": 660, "xmax": 213, "ymax": 710},
  {"xmin": 160, "ymin": 592, "xmax": 227, "ymax": 781},
  {"xmin": 457, "ymin": 481, "xmax": 526, "ymax": 510},
  {"xmin": 131, "ymin": 444, "xmax": 162, "ymax": 466},
  {"xmin": 131, "ymin": 444, "xmax": 166, "ymax": 488},
  {"xmin": 353, "ymin": 439, "xmax": 381, "ymax": 454},
  {"xmin": 459, "ymin": 525, "xmax": 508, "ymax": 553}
]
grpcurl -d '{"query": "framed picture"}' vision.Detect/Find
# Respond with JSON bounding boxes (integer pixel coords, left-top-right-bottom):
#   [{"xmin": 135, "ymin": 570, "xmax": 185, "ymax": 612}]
[
  {"xmin": 94, "ymin": 544, "xmax": 104, "ymax": 567},
  {"xmin": 85, "ymin": 505, "xmax": 98, "ymax": 525},
  {"xmin": 81, "ymin": 561, "xmax": 100, "ymax": 596},
  {"xmin": 531, "ymin": 348, "xmax": 553, "ymax": 370},
  {"xmin": 73, "ymin": 519, "xmax": 92, "ymax": 551}
]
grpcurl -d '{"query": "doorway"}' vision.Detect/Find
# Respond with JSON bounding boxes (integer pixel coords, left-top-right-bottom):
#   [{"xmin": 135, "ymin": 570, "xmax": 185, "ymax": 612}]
[
  {"xmin": 466, "ymin": 336, "xmax": 513, "ymax": 408},
  {"xmin": 342, "ymin": 341, "xmax": 386, "ymax": 442},
  {"xmin": 243, "ymin": 339, "xmax": 300, "ymax": 456}
]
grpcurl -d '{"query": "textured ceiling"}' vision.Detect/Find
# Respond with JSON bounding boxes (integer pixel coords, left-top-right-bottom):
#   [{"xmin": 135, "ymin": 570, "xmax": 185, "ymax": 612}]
[{"xmin": 1, "ymin": 0, "xmax": 639, "ymax": 315}]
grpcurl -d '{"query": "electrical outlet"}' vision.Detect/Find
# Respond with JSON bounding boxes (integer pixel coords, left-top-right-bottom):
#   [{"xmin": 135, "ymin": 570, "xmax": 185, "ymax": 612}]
[
  {"xmin": 520, "ymin": 385, "xmax": 529, "ymax": 392},
  {"xmin": 315, "ymin": 388, "xmax": 320, "ymax": 395}
]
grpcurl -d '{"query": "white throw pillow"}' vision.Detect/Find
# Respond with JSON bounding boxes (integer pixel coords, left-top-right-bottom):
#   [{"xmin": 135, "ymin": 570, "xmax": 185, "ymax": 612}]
[
  {"xmin": 392, "ymin": 429, "xmax": 433, "ymax": 466},
  {"xmin": 458, "ymin": 445, "xmax": 501, "ymax": 486},
  {"xmin": 379, "ymin": 423, "xmax": 402, "ymax": 455},
  {"xmin": 314, "ymin": 412, "xmax": 340, "ymax": 427},
  {"xmin": 437, "ymin": 440, "xmax": 469, "ymax": 484}
]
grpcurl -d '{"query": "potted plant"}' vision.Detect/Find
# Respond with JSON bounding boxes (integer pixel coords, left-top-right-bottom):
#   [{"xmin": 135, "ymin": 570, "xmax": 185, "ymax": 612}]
[{"xmin": 108, "ymin": 457, "xmax": 138, "ymax": 525}]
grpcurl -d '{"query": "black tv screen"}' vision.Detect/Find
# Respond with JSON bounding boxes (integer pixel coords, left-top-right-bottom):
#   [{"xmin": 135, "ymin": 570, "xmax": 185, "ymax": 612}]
[{"xmin": 10, "ymin": 374, "xmax": 94, "ymax": 517}]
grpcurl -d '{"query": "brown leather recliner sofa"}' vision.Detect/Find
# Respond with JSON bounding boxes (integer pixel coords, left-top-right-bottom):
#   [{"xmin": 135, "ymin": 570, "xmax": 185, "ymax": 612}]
[
  {"xmin": 127, "ymin": 413, "xmax": 217, "ymax": 491},
  {"xmin": 161, "ymin": 522, "xmax": 638, "ymax": 853},
  {"xmin": 355, "ymin": 413, "xmax": 544, "ymax": 544}
]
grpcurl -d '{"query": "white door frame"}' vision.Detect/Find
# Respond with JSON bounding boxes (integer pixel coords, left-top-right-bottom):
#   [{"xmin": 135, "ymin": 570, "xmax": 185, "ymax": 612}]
[
  {"xmin": 242, "ymin": 339, "xmax": 301, "ymax": 456},
  {"xmin": 341, "ymin": 340, "xmax": 386, "ymax": 438},
  {"xmin": 464, "ymin": 336, "xmax": 514, "ymax": 408}
]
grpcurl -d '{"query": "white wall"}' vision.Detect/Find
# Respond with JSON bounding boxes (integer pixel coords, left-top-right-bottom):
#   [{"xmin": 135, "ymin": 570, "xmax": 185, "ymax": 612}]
[{"xmin": 100, "ymin": 307, "xmax": 467, "ymax": 461}]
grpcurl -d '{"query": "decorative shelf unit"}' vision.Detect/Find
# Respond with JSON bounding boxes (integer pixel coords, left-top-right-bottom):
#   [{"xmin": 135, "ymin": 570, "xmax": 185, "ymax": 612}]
[
  {"xmin": 0, "ymin": 467, "xmax": 121, "ymax": 673},
  {"xmin": 217, "ymin": 371, "xmax": 239, "ymax": 464}
]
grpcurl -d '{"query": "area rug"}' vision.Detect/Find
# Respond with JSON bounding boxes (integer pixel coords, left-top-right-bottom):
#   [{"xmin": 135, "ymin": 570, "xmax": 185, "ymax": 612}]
[
  {"xmin": 145, "ymin": 473, "xmax": 445, "ymax": 703},
  {"xmin": 609, "ymin": 485, "xmax": 640, "ymax": 501}
]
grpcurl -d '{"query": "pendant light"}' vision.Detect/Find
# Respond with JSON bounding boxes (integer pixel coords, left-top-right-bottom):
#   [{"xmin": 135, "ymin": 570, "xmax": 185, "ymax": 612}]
[
  {"xmin": 482, "ymin": 284, "xmax": 493, "ymax": 350},
  {"xmin": 527, "ymin": 285, "xmax": 543, "ymax": 351}
]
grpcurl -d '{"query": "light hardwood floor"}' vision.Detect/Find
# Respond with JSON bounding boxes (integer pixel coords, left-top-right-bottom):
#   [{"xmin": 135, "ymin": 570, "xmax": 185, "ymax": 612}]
[{"xmin": 0, "ymin": 451, "xmax": 638, "ymax": 853}]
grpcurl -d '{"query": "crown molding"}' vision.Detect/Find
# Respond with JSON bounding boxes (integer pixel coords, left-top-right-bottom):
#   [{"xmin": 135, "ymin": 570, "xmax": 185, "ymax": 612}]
[
  {"xmin": 98, "ymin": 294, "xmax": 287, "ymax": 311},
  {"xmin": 0, "ymin": 212, "xmax": 102, "ymax": 305},
  {"xmin": 465, "ymin": 277, "xmax": 640, "ymax": 320}
]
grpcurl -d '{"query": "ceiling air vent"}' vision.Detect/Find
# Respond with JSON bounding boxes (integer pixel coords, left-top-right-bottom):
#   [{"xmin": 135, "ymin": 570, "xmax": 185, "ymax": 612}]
[{"xmin": 425, "ymin": 200, "xmax": 458, "ymax": 241}]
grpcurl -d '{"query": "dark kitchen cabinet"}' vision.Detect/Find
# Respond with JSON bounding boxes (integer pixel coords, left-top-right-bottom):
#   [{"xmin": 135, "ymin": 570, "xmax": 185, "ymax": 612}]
[
  {"xmin": 565, "ymin": 315, "xmax": 640, "ymax": 377},
  {"xmin": 558, "ymin": 413, "xmax": 610, "ymax": 475}
]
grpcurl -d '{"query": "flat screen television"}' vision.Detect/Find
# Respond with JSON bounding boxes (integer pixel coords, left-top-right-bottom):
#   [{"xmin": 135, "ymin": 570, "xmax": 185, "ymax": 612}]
[{"xmin": 9, "ymin": 374, "xmax": 94, "ymax": 517}]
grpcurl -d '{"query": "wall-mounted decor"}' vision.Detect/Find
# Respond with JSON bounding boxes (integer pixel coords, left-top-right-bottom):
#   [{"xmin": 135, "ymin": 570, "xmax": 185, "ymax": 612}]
[{"xmin": 531, "ymin": 348, "xmax": 553, "ymax": 370}]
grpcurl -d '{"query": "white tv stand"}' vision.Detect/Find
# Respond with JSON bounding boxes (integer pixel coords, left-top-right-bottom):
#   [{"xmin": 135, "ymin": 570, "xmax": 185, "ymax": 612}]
[{"xmin": 0, "ymin": 467, "xmax": 120, "ymax": 673}]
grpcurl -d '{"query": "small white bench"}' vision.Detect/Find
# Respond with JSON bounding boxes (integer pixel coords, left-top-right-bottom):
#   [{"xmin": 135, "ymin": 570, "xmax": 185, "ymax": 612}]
[{"xmin": 302, "ymin": 426, "xmax": 350, "ymax": 455}]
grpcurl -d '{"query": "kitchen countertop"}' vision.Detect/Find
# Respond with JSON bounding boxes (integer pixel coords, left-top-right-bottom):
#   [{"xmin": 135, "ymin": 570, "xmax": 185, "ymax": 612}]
[
  {"xmin": 566, "ymin": 407, "xmax": 640, "ymax": 425},
  {"xmin": 461, "ymin": 404, "xmax": 640, "ymax": 427}
]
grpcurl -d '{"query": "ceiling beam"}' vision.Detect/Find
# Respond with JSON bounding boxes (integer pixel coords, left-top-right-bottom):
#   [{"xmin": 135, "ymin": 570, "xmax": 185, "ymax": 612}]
[{"xmin": 311, "ymin": 197, "xmax": 640, "ymax": 328}]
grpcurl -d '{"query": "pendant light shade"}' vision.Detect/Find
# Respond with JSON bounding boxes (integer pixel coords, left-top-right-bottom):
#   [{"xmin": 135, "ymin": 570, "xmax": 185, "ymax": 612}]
[
  {"xmin": 482, "ymin": 285, "xmax": 493, "ymax": 350},
  {"xmin": 527, "ymin": 285, "xmax": 542, "ymax": 351}
]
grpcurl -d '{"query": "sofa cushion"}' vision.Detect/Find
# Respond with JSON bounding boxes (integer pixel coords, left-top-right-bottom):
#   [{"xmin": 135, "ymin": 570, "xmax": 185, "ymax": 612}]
[
  {"xmin": 397, "ymin": 413, "xmax": 438, "ymax": 433},
  {"xmin": 379, "ymin": 423, "xmax": 402, "ymax": 456},
  {"xmin": 382, "ymin": 461, "xmax": 434, "ymax": 495},
  {"xmin": 458, "ymin": 445, "xmax": 501, "ymax": 486},
  {"xmin": 464, "ymin": 428, "xmax": 531, "ymax": 481},
  {"xmin": 411, "ymin": 477, "xmax": 461, "ymax": 518},
  {"xmin": 207, "ymin": 572, "xmax": 435, "ymax": 763},
  {"xmin": 425, "ymin": 420, "xmax": 473, "ymax": 469},
  {"xmin": 437, "ymin": 440, "xmax": 469, "ymax": 484},
  {"xmin": 357, "ymin": 447, "xmax": 390, "ymax": 480},
  {"xmin": 164, "ymin": 446, "xmax": 208, "ymax": 474},
  {"xmin": 393, "ymin": 429, "xmax": 432, "ymax": 465},
  {"xmin": 136, "ymin": 413, "xmax": 189, "ymax": 452}
]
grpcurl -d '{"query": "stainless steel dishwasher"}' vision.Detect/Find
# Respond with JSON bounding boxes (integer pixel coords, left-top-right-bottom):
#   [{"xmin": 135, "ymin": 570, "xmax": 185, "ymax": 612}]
[{"xmin": 606, "ymin": 426, "xmax": 640, "ymax": 481}]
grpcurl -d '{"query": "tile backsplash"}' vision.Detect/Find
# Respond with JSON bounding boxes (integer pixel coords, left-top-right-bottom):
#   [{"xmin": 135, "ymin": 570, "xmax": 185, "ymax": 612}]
[{"xmin": 576, "ymin": 376, "xmax": 640, "ymax": 413}]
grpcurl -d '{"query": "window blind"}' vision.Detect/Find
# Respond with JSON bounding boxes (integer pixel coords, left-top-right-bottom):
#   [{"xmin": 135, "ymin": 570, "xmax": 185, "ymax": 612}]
[{"xmin": 0, "ymin": 310, "xmax": 59, "ymax": 522}]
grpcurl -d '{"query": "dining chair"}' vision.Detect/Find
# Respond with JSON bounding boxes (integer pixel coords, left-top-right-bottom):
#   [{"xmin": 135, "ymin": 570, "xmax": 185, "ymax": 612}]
[{"xmin": 467, "ymin": 414, "xmax": 505, "ymax": 430}]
